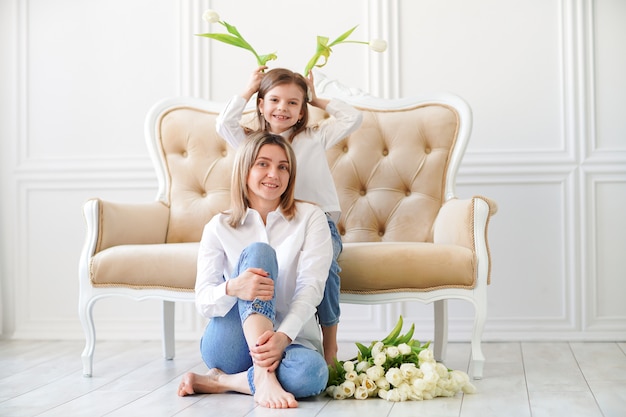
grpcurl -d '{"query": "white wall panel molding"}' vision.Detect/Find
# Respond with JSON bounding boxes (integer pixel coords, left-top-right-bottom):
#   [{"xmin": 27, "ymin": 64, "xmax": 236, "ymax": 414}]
[
  {"xmin": 336, "ymin": 304, "xmax": 391, "ymax": 344},
  {"xmin": 16, "ymin": 0, "xmax": 179, "ymax": 170},
  {"xmin": 367, "ymin": 0, "xmax": 399, "ymax": 98},
  {"xmin": 14, "ymin": 158, "xmax": 155, "ymax": 177},
  {"xmin": 179, "ymin": 0, "xmax": 211, "ymax": 98},
  {"xmin": 585, "ymin": 0, "xmax": 626, "ymax": 160},
  {"xmin": 582, "ymin": 172, "xmax": 626, "ymax": 333}
]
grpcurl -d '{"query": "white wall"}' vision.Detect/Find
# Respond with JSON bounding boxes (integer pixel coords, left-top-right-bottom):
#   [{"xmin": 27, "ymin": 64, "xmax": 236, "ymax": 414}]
[{"xmin": 1, "ymin": 0, "xmax": 624, "ymax": 345}]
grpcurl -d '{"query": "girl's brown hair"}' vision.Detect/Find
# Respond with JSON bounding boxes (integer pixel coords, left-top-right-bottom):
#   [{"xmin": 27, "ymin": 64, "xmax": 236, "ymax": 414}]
[
  {"xmin": 228, "ymin": 131, "xmax": 298, "ymax": 227},
  {"xmin": 256, "ymin": 68, "xmax": 309, "ymax": 142}
]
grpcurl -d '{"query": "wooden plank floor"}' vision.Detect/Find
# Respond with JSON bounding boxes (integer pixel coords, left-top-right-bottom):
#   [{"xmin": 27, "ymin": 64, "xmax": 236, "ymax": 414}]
[{"xmin": 0, "ymin": 339, "xmax": 625, "ymax": 416}]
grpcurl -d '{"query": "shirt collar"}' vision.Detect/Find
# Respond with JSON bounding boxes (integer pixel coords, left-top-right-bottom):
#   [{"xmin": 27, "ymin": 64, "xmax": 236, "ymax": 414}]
[{"xmin": 241, "ymin": 207, "xmax": 288, "ymax": 225}]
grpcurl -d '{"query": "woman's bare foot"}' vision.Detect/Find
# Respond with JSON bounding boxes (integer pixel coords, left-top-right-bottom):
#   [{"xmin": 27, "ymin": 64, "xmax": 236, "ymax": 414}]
[
  {"xmin": 253, "ymin": 367, "xmax": 298, "ymax": 408},
  {"xmin": 177, "ymin": 368, "xmax": 226, "ymax": 397}
]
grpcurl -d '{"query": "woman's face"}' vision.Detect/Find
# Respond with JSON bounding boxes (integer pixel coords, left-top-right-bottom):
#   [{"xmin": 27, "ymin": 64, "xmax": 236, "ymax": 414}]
[
  {"xmin": 246, "ymin": 144, "xmax": 290, "ymax": 208},
  {"xmin": 258, "ymin": 83, "xmax": 305, "ymax": 134}
]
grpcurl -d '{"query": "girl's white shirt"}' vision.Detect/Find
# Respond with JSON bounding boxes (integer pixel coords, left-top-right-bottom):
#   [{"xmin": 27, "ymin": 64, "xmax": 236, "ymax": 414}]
[
  {"xmin": 194, "ymin": 202, "xmax": 333, "ymax": 352},
  {"xmin": 216, "ymin": 95, "xmax": 363, "ymax": 223}
]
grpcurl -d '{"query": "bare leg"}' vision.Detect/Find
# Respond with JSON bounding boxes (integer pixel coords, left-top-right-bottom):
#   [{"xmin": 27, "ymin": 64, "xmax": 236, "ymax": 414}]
[
  {"xmin": 243, "ymin": 313, "xmax": 298, "ymax": 408},
  {"xmin": 322, "ymin": 324, "xmax": 338, "ymax": 365}
]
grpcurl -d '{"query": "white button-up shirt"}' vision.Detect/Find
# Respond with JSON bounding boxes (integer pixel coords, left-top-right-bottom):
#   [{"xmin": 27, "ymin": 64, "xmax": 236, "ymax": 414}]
[{"xmin": 195, "ymin": 202, "xmax": 332, "ymax": 352}]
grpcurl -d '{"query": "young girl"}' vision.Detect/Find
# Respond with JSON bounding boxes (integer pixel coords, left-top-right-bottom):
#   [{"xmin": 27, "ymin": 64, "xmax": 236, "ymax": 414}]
[
  {"xmin": 178, "ymin": 132, "xmax": 332, "ymax": 409},
  {"xmin": 216, "ymin": 66, "xmax": 363, "ymax": 364}
]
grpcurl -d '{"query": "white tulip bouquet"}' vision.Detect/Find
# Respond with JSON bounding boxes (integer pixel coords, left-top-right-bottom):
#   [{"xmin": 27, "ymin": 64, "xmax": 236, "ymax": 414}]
[{"xmin": 326, "ymin": 316, "xmax": 477, "ymax": 401}]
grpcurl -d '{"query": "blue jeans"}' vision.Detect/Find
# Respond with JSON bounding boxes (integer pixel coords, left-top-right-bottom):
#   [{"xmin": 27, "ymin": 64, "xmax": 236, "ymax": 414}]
[
  {"xmin": 199, "ymin": 242, "xmax": 328, "ymax": 398},
  {"xmin": 317, "ymin": 217, "xmax": 342, "ymax": 327}
]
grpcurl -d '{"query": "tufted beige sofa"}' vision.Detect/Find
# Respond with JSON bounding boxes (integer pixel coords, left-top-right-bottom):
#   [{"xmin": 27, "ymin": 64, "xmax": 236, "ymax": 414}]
[{"xmin": 78, "ymin": 76, "xmax": 496, "ymax": 379}]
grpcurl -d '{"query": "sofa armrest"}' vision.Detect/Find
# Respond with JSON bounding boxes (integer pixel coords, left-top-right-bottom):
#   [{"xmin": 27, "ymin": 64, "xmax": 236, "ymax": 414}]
[
  {"xmin": 82, "ymin": 198, "xmax": 170, "ymax": 254},
  {"xmin": 433, "ymin": 196, "xmax": 497, "ymax": 283}
]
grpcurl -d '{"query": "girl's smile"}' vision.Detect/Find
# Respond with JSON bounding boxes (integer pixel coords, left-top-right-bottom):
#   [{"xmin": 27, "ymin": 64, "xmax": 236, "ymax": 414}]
[{"xmin": 258, "ymin": 83, "xmax": 305, "ymax": 134}]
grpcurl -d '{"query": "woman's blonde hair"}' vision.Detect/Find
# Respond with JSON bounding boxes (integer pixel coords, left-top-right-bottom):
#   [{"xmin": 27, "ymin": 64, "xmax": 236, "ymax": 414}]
[
  {"xmin": 227, "ymin": 132, "xmax": 298, "ymax": 227},
  {"xmin": 256, "ymin": 68, "xmax": 309, "ymax": 142}
]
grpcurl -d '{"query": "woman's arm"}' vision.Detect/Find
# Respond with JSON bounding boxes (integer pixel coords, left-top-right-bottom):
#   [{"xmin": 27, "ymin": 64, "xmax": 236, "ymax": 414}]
[
  {"xmin": 194, "ymin": 220, "xmax": 237, "ymax": 318},
  {"xmin": 276, "ymin": 206, "xmax": 333, "ymax": 341}
]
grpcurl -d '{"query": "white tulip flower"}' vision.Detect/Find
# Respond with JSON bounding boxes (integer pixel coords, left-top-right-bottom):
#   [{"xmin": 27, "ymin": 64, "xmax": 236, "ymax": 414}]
[
  {"xmin": 385, "ymin": 367, "xmax": 405, "ymax": 387},
  {"xmin": 345, "ymin": 370, "xmax": 358, "ymax": 382},
  {"xmin": 398, "ymin": 343, "xmax": 412, "ymax": 355},
  {"xmin": 418, "ymin": 348, "xmax": 434, "ymax": 365},
  {"xmin": 376, "ymin": 377, "xmax": 391, "ymax": 390},
  {"xmin": 332, "ymin": 386, "xmax": 347, "ymax": 400},
  {"xmin": 371, "ymin": 341, "xmax": 385, "ymax": 356},
  {"xmin": 354, "ymin": 386, "xmax": 369, "ymax": 399},
  {"xmin": 369, "ymin": 39, "xmax": 388, "ymax": 52},
  {"xmin": 356, "ymin": 360, "xmax": 370, "ymax": 373},
  {"xmin": 377, "ymin": 388, "xmax": 389, "ymax": 400},
  {"xmin": 374, "ymin": 352, "xmax": 387, "ymax": 366},
  {"xmin": 340, "ymin": 380, "xmax": 356, "ymax": 397},
  {"xmin": 386, "ymin": 346, "xmax": 400, "ymax": 359},
  {"xmin": 202, "ymin": 9, "xmax": 220, "ymax": 24},
  {"xmin": 366, "ymin": 364, "xmax": 385, "ymax": 380},
  {"xmin": 400, "ymin": 363, "xmax": 419, "ymax": 379}
]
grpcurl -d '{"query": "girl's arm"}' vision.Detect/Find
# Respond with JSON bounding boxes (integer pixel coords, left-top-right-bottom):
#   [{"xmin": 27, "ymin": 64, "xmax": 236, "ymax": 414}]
[
  {"xmin": 215, "ymin": 95, "xmax": 249, "ymax": 149},
  {"xmin": 241, "ymin": 65, "xmax": 267, "ymax": 102},
  {"xmin": 306, "ymin": 71, "xmax": 363, "ymax": 148},
  {"xmin": 216, "ymin": 66, "xmax": 266, "ymax": 148}
]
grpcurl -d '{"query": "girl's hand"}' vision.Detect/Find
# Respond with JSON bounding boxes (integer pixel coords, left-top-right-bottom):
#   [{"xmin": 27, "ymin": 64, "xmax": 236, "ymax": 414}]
[
  {"xmin": 250, "ymin": 331, "xmax": 292, "ymax": 372},
  {"xmin": 226, "ymin": 267, "xmax": 274, "ymax": 301},
  {"xmin": 305, "ymin": 71, "xmax": 329, "ymax": 110},
  {"xmin": 241, "ymin": 66, "xmax": 268, "ymax": 101}
]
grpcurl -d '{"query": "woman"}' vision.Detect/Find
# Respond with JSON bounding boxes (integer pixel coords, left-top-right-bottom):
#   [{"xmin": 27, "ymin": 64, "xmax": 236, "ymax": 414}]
[{"xmin": 178, "ymin": 132, "xmax": 332, "ymax": 409}]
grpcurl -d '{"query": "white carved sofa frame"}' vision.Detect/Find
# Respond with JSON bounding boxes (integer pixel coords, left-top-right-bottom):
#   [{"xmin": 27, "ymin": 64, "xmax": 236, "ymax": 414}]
[{"xmin": 78, "ymin": 75, "xmax": 496, "ymax": 379}]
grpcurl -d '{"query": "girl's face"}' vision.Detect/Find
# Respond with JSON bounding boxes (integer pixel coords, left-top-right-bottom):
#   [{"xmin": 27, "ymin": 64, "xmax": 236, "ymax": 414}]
[
  {"xmin": 258, "ymin": 83, "xmax": 305, "ymax": 134},
  {"xmin": 247, "ymin": 144, "xmax": 290, "ymax": 209}
]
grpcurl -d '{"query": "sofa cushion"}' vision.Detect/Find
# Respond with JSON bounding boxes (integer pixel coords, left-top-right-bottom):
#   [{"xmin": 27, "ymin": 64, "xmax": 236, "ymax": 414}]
[
  {"xmin": 90, "ymin": 242, "xmax": 198, "ymax": 291},
  {"xmin": 339, "ymin": 242, "xmax": 476, "ymax": 293}
]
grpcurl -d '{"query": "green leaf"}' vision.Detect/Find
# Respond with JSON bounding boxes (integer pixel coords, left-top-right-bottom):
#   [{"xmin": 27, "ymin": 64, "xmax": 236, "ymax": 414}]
[
  {"xmin": 381, "ymin": 315, "xmax": 403, "ymax": 345},
  {"xmin": 257, "ymin": 52, "xmax": 278, "ymax": 65},
  {"xmin": 395, "ymin": 323, "xmax": 415, "ymax": 345},
  {"xmin": 355, "ymin": 342, "xmax": 371, "ymax": 358},
  {"xmin": 221, "ymin": 21, "xmax": 249, "ymax": 47},
  {"xmin": 329, "ymin": 25, "xmax": 359, "ymax": 47},
  {"xmin": 326, "ymin": 358, "xmax": 346, "ymax": 387},
  {"xmin": 196, "ymin": 33, "xmax": 252, "ymax": 51}
]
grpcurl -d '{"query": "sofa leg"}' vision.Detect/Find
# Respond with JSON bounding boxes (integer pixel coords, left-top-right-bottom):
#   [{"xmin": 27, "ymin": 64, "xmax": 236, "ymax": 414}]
[
  {"xmin": 470, "ymin": 297, "xmax": 487, "ymax": 379},
  {"xmin": 163, "ymin": 301, "xmax": 175, "ymax": 360},
  {"xmin": 433, "ymin": 299, "xmax": 448, "ymax": 362},
  {"xmin": 78, "ymin": 295, "xmax": 96, "ymax": 377}
]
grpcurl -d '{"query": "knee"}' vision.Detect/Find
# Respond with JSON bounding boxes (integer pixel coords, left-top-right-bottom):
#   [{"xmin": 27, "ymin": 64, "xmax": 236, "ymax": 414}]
[
  {"xmin": 280, "ymin": 349, "xmax": 329, "ymax": 398},
  {"xmin": 245, "ymin": 242, "xmax": 274, "ymax": 255}
]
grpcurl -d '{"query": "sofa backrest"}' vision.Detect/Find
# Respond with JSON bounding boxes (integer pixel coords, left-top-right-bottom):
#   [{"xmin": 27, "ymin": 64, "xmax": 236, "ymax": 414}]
[
  {"xmin": 327, "ymin": 104, "xmax": 460, "ymax": 244},
  {"xmin": 147, "ymin": 87, "xmax": 469, "ymax": 245}
]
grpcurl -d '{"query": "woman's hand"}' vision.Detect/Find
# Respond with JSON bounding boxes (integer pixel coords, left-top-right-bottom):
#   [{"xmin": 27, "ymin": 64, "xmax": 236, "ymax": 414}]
[
  {"xmin": 226, "ymin": 267, "xmax": 274, "ymax": 301},
  {"xmin": 250, "ymin": 331, "xmax": 292, "ymax": 372},
  {"xmin": 241, "ymin": 66, "xmax": 268, "ymax": 101}
]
